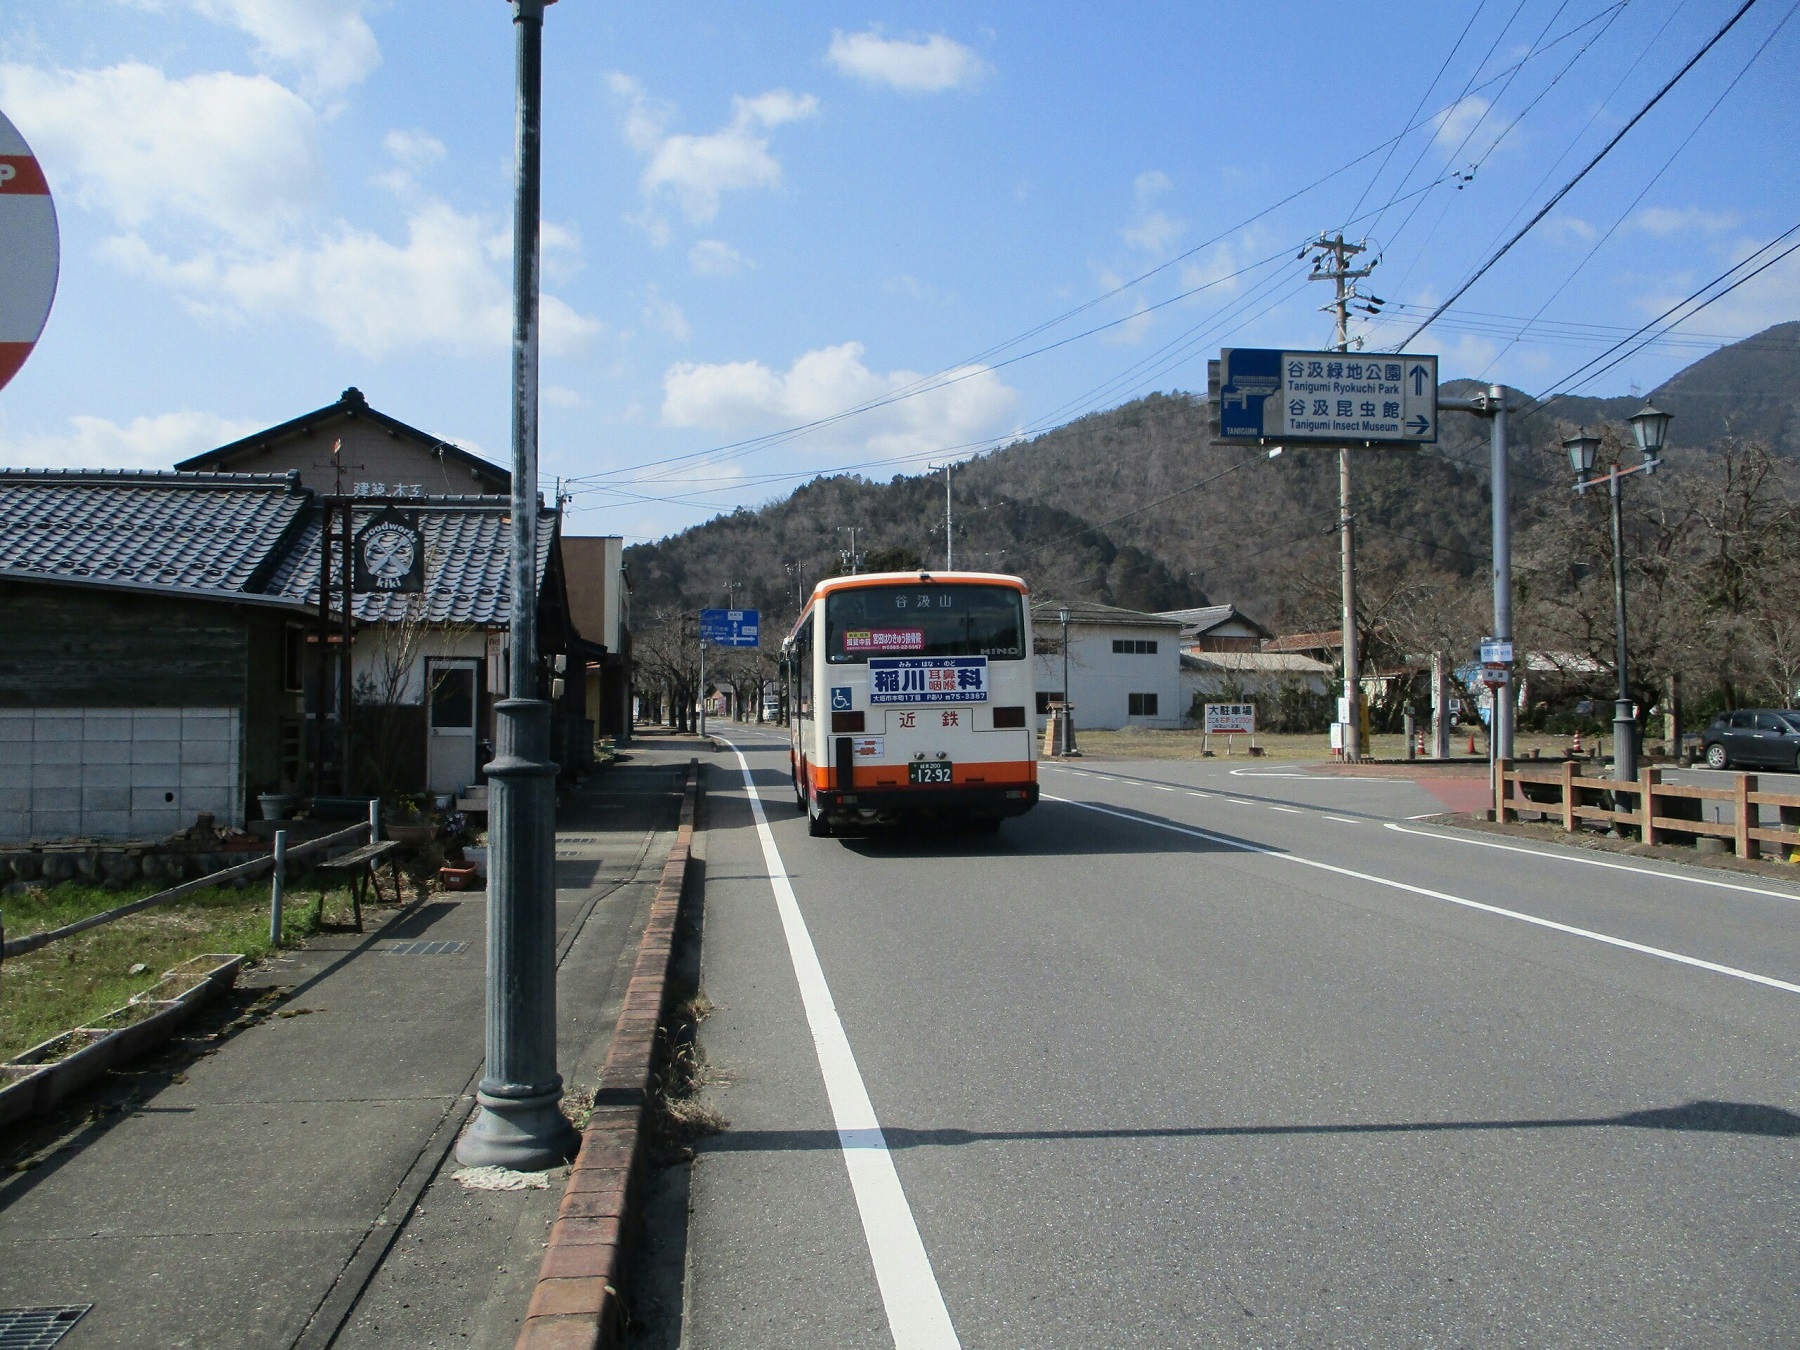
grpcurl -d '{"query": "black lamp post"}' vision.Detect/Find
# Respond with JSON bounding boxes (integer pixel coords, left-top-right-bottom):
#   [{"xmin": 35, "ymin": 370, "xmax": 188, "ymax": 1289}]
[
  {"xmin": 1566, "ymin": 402, "xmax": 1670, "ymax": 785},
  {"xmin": 1057, "ymin": 607, "xmax": 1074, "ymax": 756}
]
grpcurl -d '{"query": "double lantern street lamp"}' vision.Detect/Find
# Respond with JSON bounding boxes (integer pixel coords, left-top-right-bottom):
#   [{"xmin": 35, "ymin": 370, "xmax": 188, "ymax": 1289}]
[{"xmin": 1564, "ymin": 402, "xmax": 1673, "ymax": 785}]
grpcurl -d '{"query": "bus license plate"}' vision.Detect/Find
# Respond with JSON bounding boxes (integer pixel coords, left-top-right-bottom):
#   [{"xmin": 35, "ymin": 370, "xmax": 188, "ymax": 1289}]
[{"xmin": 909, "ymin": 762, "xmax": 954, "ymax": 785}]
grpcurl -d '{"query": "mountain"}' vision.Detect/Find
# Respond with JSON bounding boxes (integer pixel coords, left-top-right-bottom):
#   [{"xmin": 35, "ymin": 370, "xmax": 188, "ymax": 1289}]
[{"xmin": 621, "ymin": 323, "xmax": 1800, "ymax": 634}]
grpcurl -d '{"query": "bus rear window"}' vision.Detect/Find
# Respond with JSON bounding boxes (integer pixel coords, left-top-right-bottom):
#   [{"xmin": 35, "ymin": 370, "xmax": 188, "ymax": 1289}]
[{"xmin": 826, "ymin": 584, "xmax": 1025, "ymax": 663}]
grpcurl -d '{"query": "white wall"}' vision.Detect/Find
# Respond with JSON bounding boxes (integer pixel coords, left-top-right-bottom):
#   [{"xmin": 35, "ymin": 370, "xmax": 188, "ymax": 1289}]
[
  {"xmin": 350, "ymin": 627, "xmax": 490, "ymax": 705},
  {"xmin": 0, "ymin": 707, "xmax": 242, "ymax": 843},
  {"xmin": 1034, "ymin": 623, "xmax": 1183, "ymax": 731}
]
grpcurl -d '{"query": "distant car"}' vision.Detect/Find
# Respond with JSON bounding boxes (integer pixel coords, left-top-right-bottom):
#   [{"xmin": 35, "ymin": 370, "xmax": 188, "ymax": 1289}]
[{"xmin": 1700, "ymin": 709, "xmax": 1800, "ymax": 770}]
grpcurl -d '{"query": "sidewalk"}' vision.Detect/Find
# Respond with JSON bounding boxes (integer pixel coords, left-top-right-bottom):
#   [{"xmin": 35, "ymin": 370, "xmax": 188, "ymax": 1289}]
[{"xmin": 0, "ymin": 735, "xmax": 708, "ymax": 1350}]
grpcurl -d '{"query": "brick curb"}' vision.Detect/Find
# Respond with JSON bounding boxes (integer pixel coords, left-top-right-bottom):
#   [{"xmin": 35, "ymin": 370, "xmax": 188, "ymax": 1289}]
[{"xmin": 516, "ymin": 759, "xmax": 700, "ymax": 1350}]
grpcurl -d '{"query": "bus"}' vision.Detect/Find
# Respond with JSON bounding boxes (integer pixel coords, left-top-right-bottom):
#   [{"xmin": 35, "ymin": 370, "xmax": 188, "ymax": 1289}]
[{"xmin": 782, "ymin": 570, "xmax": 1040, "ymax": 835}]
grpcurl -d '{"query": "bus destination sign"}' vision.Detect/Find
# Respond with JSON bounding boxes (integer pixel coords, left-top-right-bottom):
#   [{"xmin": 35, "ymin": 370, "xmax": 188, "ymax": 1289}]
[{"xmin": 868, "ymin": 656, "xmax": 989, "ymax": 704}]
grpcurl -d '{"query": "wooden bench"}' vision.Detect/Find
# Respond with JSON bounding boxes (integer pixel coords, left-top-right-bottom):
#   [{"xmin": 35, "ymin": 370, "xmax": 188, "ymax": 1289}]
[{"xmin": 314, "ymin": 839, "xmax": 405, "ymax": 932}]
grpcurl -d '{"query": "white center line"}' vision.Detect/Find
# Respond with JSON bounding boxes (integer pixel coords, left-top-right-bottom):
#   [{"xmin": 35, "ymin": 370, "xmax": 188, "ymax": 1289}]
[
  {"xmin": 1043, "ymin": 793, "xmax": 1800, "ymax": 998},
  {"xmin": 725, "ymin": 742, "xmax": 961, "ymax": 1348},
  {"xmin": 1270, "ymin": 806, "xmax": 1302, "ymax": 814},
  {"xmin": 1227, "ymin": 799, "xmax": 1253, "ymax": 806}
]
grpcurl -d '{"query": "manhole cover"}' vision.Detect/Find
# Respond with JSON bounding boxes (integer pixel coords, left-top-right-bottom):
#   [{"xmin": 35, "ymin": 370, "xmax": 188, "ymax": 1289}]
[
  {"xmin": 383, "ymin": 941, "xmax": 469, "ymax": 955},
  {"xmin": 0, "ymin": 1307, "xmax": 91, "ymax": 1349}
]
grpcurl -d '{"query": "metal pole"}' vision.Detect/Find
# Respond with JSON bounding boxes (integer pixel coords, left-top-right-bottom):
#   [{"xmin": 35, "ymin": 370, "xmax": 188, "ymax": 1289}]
[
  {"xmin": 1339, "ymin": 446, "xmax": 1359, "ymax": 762},
  {"xmin": 1489, "ymin": 386, "xmax": 1514, "ymax": 762},
  {"xmin": 459, "ymin": 0, "xmax": 575, "ymax": 1171},
  {"xmin": 944, "ymin": 466, "xmax": 954, "ymax": 571},
  {"xmin": 269, "ymin": 828, "xmax": 287, "ymax": 949},
  {"xmin": 340, "ymin": 502, "xmax": 354, "ymax": 792},
  {"xmin": 1609, "ymin": 466, "xmax": 1637, "ymax": 783},
  {"xmin": 1059, "ymin": 608, "xmax": 1072, "ymax": 756},
  {"xmin": 699, "ymin": 639, "xmax": 707, "ymax": 740}
]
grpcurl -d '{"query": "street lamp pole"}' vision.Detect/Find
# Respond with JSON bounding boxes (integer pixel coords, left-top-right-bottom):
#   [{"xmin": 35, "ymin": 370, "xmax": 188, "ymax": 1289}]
[
  {"xmin": 1566, "ymin": 401, "xmax": 1670, "ymax": 787},
  {"xmin": 458, "ymin": 0, "xmax": 576, "ymax": 1171}
]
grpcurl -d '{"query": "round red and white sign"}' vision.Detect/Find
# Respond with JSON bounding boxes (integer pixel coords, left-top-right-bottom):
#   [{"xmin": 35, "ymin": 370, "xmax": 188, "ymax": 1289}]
[{"xmin": 0, "ymin": 107, "xmax": 59, "ymax": 394}]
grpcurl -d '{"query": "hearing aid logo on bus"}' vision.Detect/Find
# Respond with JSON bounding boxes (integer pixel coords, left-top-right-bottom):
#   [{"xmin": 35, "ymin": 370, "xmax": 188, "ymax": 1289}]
[{"xmin": 867, "ymin": 656, "xmax": 989, "ymax": 704}]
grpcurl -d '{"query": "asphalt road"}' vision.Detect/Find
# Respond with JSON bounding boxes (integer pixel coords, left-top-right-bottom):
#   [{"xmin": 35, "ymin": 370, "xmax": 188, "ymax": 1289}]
[{"xmin": 679, "ymin": 729, "xmax": 1800, "ymax": 1348}]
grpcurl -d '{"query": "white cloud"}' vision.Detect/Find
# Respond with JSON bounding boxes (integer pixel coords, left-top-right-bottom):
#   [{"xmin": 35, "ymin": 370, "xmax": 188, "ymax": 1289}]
[
  {"xmin": 384, "ymin": 127, "xmax": 445, "ymax": 170},
  {"xmin": 689, "ymin": 239, "xmax": 744, "ymax": 275},
  {"xmin": 543, "ymin": 385, "xmax": 584, "ymax": 409},
  {"xmin": 103, "ymin": 201, "xmax": 601, "ymax": 359},
  {"xmin": 642, "ymin": 283, "xmax": 691, "ymax": 341},
  {"xmin": 1636, "ymin": 205, "xmax": 1738, "ymax": 237},
  {"xmin": 660, "ymin": 341, "xmax": 1017, "ymax": 460},
  {"xmin": 0, "ymin": 61, "xmax": 321, "ymax": 244},
  {"xmin": 1432, "ymin": 94, "xmax": 1491, "ymax": 154},
  {"xmin": 1639, "ymin": 241, "xmax": 1800, "ymax": 338},
  {"xmin": 1133, "ymin": 169, "xmax": 1171, "ymax": 205},
  {"xmin": 826, "ymin": 28, "xmax": 986, "ymax": 92},
  {"xmin": 177, "ymin": 0, "xmax": 380, "ymax": 96},
  {"xmin": 611, "ymin": 74, "xmax": 818, "ymax": 224},
  {"xmin": 0, "ymin": 409, "xmax": 261, "ymax": 470}
]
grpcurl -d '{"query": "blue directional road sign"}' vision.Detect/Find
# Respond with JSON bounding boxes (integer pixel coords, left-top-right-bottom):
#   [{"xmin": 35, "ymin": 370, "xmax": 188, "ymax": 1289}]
[
  {"xmin": 1216, "ymin": 349, "xmax": 1438, "ymax": 445},
  {"xmin": 698, "ymin": 608, "xmax": 760, "ymax": 647}
]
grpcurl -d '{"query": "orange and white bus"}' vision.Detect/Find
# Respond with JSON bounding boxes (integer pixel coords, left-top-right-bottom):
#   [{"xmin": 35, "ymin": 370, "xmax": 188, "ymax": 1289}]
[{"xmin": 782, "ymin": 570, "xmax": 1039, "ymax": 835}]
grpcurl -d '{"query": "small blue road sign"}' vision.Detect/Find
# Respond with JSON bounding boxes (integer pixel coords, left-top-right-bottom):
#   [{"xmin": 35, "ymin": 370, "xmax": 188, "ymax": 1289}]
[
  {"xmin": 698, "ymin": 608, "xmax": 760, "ymax": 647},
  {"xmin": 831, "ymin": 686, "xmax": 854, "ymax": 712}
]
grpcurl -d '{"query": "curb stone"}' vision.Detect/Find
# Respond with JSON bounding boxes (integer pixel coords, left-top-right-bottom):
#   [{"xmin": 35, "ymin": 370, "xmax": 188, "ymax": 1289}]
[{"xmin": 516, "ymin": 759, "xmax": 700, "ymax": 1350}]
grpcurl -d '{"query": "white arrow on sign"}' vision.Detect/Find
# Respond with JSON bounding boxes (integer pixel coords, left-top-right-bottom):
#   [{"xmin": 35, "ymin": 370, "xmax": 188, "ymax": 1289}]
[{"xmin": 0, "ymin": 107, "xmax": 60, "ymax": 394}]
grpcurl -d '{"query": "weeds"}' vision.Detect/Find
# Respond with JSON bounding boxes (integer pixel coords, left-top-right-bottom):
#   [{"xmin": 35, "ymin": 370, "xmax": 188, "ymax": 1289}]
[
  {"xmin": 646, "ymin": 985, "xmax": 725, "ymax": 1163},
  {"xmin": 0, "ymin": 871, "xmax": 361, "ymax": 1060}
]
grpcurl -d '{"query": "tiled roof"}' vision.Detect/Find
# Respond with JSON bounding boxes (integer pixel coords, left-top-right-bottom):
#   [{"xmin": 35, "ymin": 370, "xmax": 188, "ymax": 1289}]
[
  {"xmin": 1156, "ymin": 603, "xmax": 1272, "ymax": 638},
  {"xmin": 1029, "ymin": 599, "xmax": 1182, "ymax": 627},
  {"xmin": 0, "ymin": 469, "xmax": 310, "ymax": 596},
  {"xmin": 1265, "ymin": 629, "xmax": 1342, "ymax": 653},
  {"xmin": 268, "ymin": 501, "xmax": 557, "ymax": 625}
]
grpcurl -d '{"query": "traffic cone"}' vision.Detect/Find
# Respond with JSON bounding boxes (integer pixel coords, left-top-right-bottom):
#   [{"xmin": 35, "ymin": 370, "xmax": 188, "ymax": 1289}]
[
  {"xmin": 1571, "ymin": 728, "xmax": 1583, "ymax": 757},
  {"xmin": 1468, "ymin": 733, "xmax": 1477, "ymax": 755},
  {"xmin": 1414, "ymin": 729, "xmax": 1425, "ymax": 756}
]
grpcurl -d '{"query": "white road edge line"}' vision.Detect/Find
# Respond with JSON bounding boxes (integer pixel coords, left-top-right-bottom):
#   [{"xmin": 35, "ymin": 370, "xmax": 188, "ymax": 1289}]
[
  {"xmin": 1383, "ymin": 820, "xmax": 1800, "ymax": 904},
  {"xmin": 1042, "ymin": 793, "xmax": 1800, "ymax": 998},
  {"xmin": 1269, "ymin": 806, "xmax": 1302, "ymax": 814},
  {"xmin": 724, "ymin": 741, "xmax": 961, "ymax": 1348},
  {"xmin": 1326, "ymin": 816, "xmax": 1360, "ymax": 825}
]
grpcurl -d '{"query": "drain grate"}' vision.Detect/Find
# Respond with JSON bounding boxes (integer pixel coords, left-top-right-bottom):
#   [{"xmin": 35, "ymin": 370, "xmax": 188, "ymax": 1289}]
[
  {"xmin": 0, "ymin": 1307, "xmax": 91, "ymax": 1349},
  {"xmin": 384, "ymin": 941, "xmax": 469, "ymax": 955}
]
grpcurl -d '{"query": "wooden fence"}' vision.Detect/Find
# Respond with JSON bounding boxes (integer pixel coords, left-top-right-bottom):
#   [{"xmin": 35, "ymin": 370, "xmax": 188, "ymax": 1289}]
[{"xmin": 1496, "ymin": 760, "xmax": 1800, "ymax": 860}]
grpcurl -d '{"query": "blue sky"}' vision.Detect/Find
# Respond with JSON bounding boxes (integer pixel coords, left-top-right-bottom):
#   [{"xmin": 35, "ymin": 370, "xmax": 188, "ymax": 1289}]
[{"xmin": 2, "ymin": 1, "xmax": 1796, "ymax": 543}]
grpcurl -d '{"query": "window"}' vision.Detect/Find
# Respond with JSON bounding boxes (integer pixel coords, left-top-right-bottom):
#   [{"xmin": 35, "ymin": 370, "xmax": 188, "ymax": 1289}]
[
  {"xmin": 825, "ymin": 583, "xmax": 1025, "ymax": 663},
  {"xmin": 1112, "ymin": 638, "xmax": 1158, "ymax": 654},
  {"xmin": 1128, "ymin": 692, "xmax": 1159, "ymax": 716},
  {"xmin": 283, "ymin": 625, "xmax": 305, "ymax": 692}
]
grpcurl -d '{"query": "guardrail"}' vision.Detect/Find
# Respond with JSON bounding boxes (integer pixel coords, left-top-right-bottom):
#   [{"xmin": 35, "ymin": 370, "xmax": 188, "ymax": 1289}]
[
  {"xmin": 2, "ymin": 819, "xmax": 372, "ymax": 961},
  {"xmin": 1495, "ymin": 759, "xmax": 1800, "ymax": 859}
]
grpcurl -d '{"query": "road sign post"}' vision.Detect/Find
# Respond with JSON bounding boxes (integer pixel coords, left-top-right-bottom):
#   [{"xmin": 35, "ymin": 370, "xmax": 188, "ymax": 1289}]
[{"xmin": 697, "ymin": 609, "xmax": 759, "ymax": 736}]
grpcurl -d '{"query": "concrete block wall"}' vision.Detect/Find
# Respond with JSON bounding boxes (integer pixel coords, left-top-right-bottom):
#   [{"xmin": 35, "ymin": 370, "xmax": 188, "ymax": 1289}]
[{"xmin": 0, "ymin": 707, "xmax": 242, "ymax": 844}]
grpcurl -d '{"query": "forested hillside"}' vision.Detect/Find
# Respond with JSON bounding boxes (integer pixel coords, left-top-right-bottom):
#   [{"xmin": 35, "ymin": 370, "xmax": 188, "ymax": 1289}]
[{"xmin": 623, "ymin": 322, "xmax": 1800, "ymax": 718}]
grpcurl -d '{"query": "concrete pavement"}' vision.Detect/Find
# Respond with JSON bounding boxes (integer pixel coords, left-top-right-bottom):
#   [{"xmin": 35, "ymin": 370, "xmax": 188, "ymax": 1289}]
[
  {"xmin": 674, "ymin": 730, "xmax": 1800, "ymax": 1348},
  {"xmin": 0, "ymin": 736, "xmax": 706, "ymax": 1350}
]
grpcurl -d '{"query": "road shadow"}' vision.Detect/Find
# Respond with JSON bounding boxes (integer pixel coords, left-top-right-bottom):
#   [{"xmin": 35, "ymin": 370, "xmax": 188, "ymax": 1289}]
[{"xmin": 699, "ymin": 1100, "xmax": 1800, "ymax": 1155}]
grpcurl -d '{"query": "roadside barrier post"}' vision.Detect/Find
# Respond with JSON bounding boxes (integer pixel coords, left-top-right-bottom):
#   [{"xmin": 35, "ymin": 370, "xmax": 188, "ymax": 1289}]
[
  {"xmin": 1734, "ymin": 774, "xmax": 1757, "ymax": 859},
  {"xmin": 269, "ymin": 829, "xmax": 288, "ymax": 948},
  {"xmin": 1560, "ymin": 760, "xmax": 1577, "ymax": 833},
  {"xmin": 1640, "ymin": 767, "xmax": 1660, "ymax": 845},
  {"xmin": 368, "ymin": 797, "xmax": 381, "ymax": 843}
]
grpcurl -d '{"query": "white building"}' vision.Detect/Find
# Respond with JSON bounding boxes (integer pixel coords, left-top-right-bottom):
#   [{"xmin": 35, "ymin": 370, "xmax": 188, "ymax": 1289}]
[
  {"xmin": 1180, "ymin": 650, "xmax": 1335, "ymax": 708},
  {"xmin": 1031, "ymin": 601, "xmax": 1184, "ymax": 732}
]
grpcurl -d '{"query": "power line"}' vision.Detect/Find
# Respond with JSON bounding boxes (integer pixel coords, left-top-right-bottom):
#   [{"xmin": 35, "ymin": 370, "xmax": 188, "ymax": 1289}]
[{"xmin": 1394, "ymin": 0, "xmax": 1765, "ymax": 349}]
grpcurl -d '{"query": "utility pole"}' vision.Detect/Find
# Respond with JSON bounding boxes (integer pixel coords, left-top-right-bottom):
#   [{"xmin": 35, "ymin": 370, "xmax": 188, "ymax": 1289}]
[
  {"xmin": 458, "ymin": 0, "xmax": 576, "ymax": 1172},
  {"xmin": 930, "ymin": 463, "xmax": 955, "ymax": 570},
  {"xmin": 1308, "ymin": 233, "xmax": 1375, "ymax": 762},
  {"xmin": 837, "ymin": 525, "xmax": 861, "ymax": 575}
]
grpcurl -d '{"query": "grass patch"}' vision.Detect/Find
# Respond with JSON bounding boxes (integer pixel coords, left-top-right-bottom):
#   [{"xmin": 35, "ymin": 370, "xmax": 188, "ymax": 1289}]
[
  {"xmin": 647, "ymin": 986, "xmax": 725, "ymax": 1163},
  {"xmin": 0, "ymin": 870, "xmax": 361, "ymax": 1061}
]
